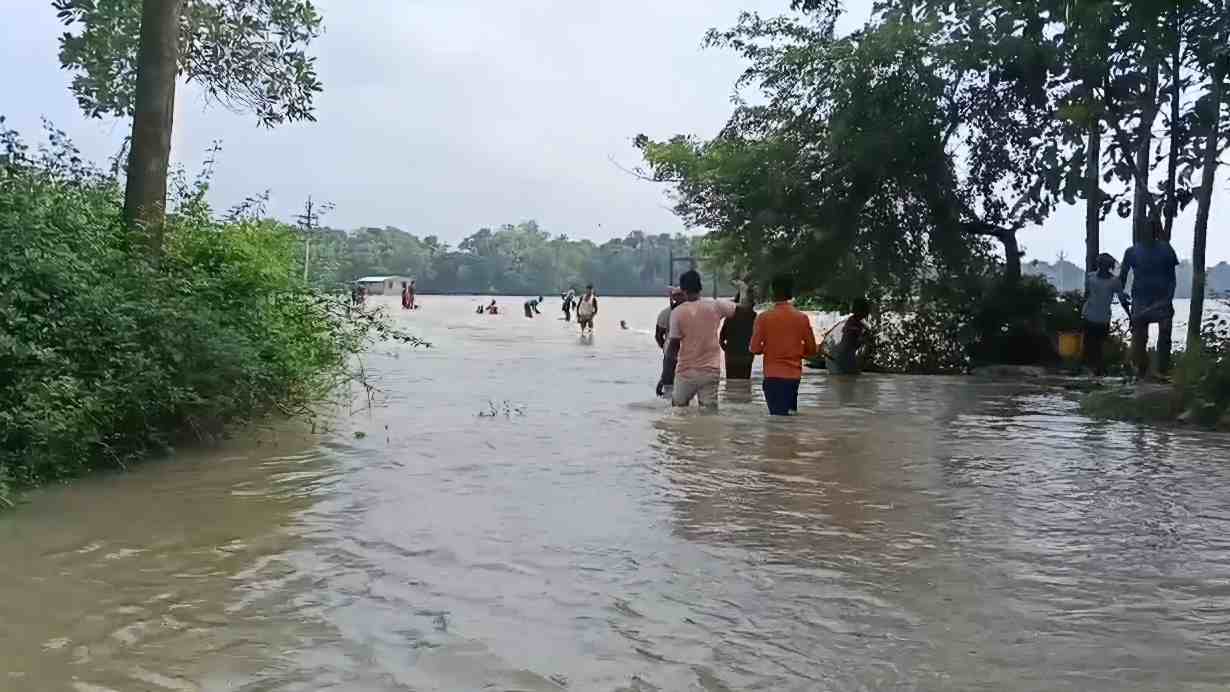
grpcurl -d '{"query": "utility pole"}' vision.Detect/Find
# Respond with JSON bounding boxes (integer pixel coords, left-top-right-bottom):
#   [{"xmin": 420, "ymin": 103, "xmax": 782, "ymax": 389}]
[{"xmin": 296, "ymin": 196, "xmax": 333, "ymax": 285}]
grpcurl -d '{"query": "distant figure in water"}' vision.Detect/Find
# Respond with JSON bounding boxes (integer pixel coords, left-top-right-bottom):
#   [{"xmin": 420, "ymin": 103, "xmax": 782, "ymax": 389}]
[
  {"xmin": 485, "ymin": 300, "xmax": 499, "ymax": 315},
  {"xmin": 576, "ymin": 285, "xmax": 598, "ymax": 336},
  {"xmin": 620, "ymin": 320, "xmax": 629, "ymax": 330},
  {"xmin": 662, "ymin": 271, "xmax": 751, "ymax": 409},
  {"xmin": 720, "ymin": 286, "xmax": 757, "ymax": 380},
  {"xmin": 655, "ymin": 287, "xmax": 684, "ymax": 398},
  {"xmin": 401, "ymin": 280, "xmax": 417, "ymax": 310},
  {"xmin": 750, "ymin": 274, "xmax": 817, "ymax": 415},
  {"xmin": 561, "ymin": 289, "xmax": 576, "ymax": 322},
  {"xmin": 826, "ymin": 298, "xmax": 871, "ymax": 375},
  {"xmin": 524, "ymin": 296, "xmax": 543, "ymax": 318}
]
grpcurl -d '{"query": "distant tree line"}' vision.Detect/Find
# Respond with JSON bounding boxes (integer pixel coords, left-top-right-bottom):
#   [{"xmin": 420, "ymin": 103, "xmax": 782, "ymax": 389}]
[{"xmin": 301, "ymin": 221, "xmax": 727, "ymax": 295}]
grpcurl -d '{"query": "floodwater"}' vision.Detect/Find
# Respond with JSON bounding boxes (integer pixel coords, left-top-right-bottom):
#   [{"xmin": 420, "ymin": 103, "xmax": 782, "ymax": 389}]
[{"xmin": 3, "ymin": 295, "xmax": 1230, "ymax": 691}]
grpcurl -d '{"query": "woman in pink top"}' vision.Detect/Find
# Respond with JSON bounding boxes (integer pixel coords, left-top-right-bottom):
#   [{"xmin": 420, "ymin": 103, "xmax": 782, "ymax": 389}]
[{"xmin": 661, "ymin": 270, "xmax": 751, "ymax": 409}]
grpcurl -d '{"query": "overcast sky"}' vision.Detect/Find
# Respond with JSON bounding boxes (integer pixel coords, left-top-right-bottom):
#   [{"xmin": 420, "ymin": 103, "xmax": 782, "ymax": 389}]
[{"xmin": 3, "ymin": 0, "xmax": 1227, "ymax": 263}]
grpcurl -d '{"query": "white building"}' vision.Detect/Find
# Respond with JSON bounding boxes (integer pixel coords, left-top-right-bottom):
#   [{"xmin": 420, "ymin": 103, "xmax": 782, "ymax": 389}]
[{"xmin": 355, "ymin": 276, "xmax": 412, "ymax": 295}]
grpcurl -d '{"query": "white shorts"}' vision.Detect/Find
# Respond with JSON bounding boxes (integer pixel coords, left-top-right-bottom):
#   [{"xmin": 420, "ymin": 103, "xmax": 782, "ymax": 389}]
[{"xmin": 672, "ymin": 375, "xmax": 719, "ymax": 409}]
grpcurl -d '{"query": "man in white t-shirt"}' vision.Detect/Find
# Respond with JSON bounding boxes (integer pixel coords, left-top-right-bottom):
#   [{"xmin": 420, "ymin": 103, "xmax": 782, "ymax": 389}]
[{"xmin": 662, "ymin": 271, "xmax": 751, "ymax": 408}]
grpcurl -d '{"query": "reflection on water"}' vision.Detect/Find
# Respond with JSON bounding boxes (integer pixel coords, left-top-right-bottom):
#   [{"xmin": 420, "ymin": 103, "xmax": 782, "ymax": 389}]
[{"xmin": 2, "ymin": 296, "xmax": 1229, "ymax": 691}]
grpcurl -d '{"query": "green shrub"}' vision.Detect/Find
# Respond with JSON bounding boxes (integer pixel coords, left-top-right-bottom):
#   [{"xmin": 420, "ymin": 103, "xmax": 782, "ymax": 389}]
[
  {"xmin": 0, "ymin": 122, "xmax": 419, "ymax": 496},
  {"xmin": 870, "ymin": 304, "xmax": 972, "ymax": 373},
  {"xmin": 1173, "ymin": 311, "xmax": 1230, "ymax": 425},
  {"xmin": 967, "ymin": 275, "xmax": 1069, "ymax": 365}
]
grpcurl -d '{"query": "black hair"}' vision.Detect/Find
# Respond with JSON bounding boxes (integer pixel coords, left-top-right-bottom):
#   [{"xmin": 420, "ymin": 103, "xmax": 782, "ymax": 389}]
[
  {"xmin": 770, "ymin": 274, "xmax": 794, "ymax": 301},
  {"xmin": 852, "ymin": 297, "xmax": 870, "ymax": 317},
  {"xmin": 679, "ymin": 269, "xmax": 703, "ymax": 294}
]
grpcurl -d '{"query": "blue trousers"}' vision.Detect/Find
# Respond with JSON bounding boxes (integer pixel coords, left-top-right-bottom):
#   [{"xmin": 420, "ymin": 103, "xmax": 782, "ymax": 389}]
[{"xmin": 763, "ymin": 377, "xmax": 800, "ymax": 416}]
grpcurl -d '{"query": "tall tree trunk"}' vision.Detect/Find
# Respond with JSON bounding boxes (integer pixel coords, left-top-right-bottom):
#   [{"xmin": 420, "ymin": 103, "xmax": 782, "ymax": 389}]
[
  {"xmin": 1187, "ymin": 58, "xmax": 1225, "ymax": 351},
  {"xmin": 1084, "ymin": 118, "xmax": 1102, "ymax": 273},
  {"xmin": 1000, "ymin": 231, "xmax": 1021, "ymax": 286},
  {"xmin": 1163, "ymin": 8, "xmax": 1182, "ymax": 241},
  {"xmin": 123, "ymin": 0, "xmax": 184, "ymax": 253},
  {"xmin": 1131, "ymin": 59, "xmax": 1160, "ymax": 244}
]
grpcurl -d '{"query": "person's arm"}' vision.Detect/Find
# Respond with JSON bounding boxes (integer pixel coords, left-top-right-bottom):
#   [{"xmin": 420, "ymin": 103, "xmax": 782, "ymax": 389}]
[
  {"xmin": 717, "ymin": 281, "xmax": 754, "ymax": 318},
  {"xmin": 1119, "ymin": 249, "xmax": 1133, "ymax": 291},
  {"xmin": 655, "ymin": 325, "xmax": 667, "ymax": 350},
  {"xmin": 1115, "ymin": 278, "xmax": 1131, "ymax": 317},
  {"xmin": 802, "ymin": 317, "xmax": 819, "ymax": 358},
  {"xmin": 750, "ymin": 313, "xmax": 766, "ymax": 355},
  {"xmin": 719, "ymin": 318, "xmax": 731, "ymax": 351},
  {"xmin": 592, "ymin": 297, "xmax": 599, "ymax": 317}
]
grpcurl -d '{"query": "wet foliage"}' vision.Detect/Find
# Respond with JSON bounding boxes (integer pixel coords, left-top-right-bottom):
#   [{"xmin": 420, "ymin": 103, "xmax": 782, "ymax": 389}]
[
  {"xmin": 1175, "ymin": 308, "xmax": 1230, "ymax": 426},
  {"xmin": 0, "ymin": 122, "xmax": 420, "ymax": 505}
]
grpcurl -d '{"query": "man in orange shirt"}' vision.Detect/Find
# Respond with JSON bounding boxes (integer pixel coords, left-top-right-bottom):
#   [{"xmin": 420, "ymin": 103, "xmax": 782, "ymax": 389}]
[{"xmin": 750, "ymin": 274, "xmax": 818, "ymax": 415}]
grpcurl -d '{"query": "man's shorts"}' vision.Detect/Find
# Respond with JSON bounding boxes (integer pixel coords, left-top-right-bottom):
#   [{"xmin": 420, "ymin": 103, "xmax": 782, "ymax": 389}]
[{"xmin": 672, "ymin": 375, "xmax": 719, "ymax": 409}]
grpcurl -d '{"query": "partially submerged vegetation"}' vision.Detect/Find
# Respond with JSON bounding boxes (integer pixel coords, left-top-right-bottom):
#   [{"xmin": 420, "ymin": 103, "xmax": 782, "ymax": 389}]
[
  {"xmin": 1083, "ymin": 312, "xmax": 1230, "ymax": 428},
  {"xmin": 0, "ymin": 124, "xmax": 422, "ymax": 506}
]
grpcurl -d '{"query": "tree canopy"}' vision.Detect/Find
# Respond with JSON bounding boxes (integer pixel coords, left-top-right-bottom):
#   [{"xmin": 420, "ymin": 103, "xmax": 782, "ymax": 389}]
[
  {"xmin": 53, "ymin": 0, "xmax": 325, "ymax": 126},
  {"xmin": 635, "ymin": 0, "xmax": 1230, "ymax": 320}
]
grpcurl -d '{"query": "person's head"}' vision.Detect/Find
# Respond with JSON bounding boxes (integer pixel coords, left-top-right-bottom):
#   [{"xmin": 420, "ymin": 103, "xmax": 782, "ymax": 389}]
[
  {"xmin": 585, "ymin": 284, "xmax": 594, "ymax": 295},
  {"xmin": 669, "ymin": 286, "xmax": 684, "ymax": 307},
  {"xmin": 851, "ymin": 297, "xmax": 871, "ymax": 320},
  {"xmin": 538, "ymin": 295, "xmax": 543, "ymax": 302},
  {"xmin": 679, "ymin": 270, "xmax": 703, "ymax": 298},
  {"xmin": 770, "ymin": 274, "xmax": 794, "ymax": 302},
  {"xmin": 410, "ymin": 280, "xmax": 415, "ymax": 286},
  {"xmin": 1095, "ymin": 252, "xmax": 1117, "ymax": 273}
]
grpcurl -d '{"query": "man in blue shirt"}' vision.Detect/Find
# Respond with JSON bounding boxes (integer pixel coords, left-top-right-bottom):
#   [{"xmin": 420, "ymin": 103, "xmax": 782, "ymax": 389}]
[{"xmin": 1120, "ymin": 218, "xmax": 1179, "ymax": 378}]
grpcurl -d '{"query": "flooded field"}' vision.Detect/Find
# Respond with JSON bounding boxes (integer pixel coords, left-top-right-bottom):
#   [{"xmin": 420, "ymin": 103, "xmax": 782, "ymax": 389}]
[{"xmin": 2, "ymin": 296, "xmax": 1229, "ymax": 691}]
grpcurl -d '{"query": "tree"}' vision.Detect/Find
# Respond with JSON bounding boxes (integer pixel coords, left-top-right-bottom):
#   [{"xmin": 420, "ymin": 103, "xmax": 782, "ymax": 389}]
[
  {"xmin": 120, "ymin": 0, "xmax": 183, "ymax": 248},
  {"xmin": 1186, "ymin": 0, "xmax": 1228, "ymax": 349},
  {"xmin": 53, "ymin": 0, "xmax": 325, "ymax": 247}
]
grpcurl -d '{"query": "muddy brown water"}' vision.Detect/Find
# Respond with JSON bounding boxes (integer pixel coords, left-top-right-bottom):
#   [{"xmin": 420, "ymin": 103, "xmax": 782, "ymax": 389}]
[{"xmin": 2, "ymin": 296, "xmax": 1229, "ymax": 691}]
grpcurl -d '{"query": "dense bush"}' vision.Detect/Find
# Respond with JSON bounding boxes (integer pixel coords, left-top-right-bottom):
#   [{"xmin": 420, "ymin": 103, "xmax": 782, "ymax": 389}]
[
  {"xmin": 0, "ymin": 123, "xmax": 414, "ymax": 506},
  {"xmin": 966, "ymin": 276, "xmax": 1077, "ymax": 365},
  {"xmin": 862, "ymin": 275, "xmax": 1086, "ymax": 373},
  {"xmin": 871, "ymin": 304, "xmax": 972, "ymax": 373},
  {"xmin": 1174, "ymin": 310, "xmax": 1230, "ymax": 426}
]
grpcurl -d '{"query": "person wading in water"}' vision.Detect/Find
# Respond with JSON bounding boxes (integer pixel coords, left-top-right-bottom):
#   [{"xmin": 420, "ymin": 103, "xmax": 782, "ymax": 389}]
[
  {"xmin": 655, "ymin": 287, "xmax": 685, "ymax": 398},
  {"xmin": 661, "ymin": 271, "xmax": 751, "ymax": 409},
  {"xmin": 750, "ymin": 274, "xmax": 817, "ymax": 415},
  {"xmin": 720, "ymin": 285, "xmax": 757, "ymax": 381},
  {"xmin": 576, "ymin": 285, "xmax": 598, "ymax": 336}
]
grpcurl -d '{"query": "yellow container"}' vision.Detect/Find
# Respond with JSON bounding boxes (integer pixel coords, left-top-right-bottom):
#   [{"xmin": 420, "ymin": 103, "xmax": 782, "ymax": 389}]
[{"xmin": 1057, "ymin": 331, "xmax": 1083, "ymax": 360}]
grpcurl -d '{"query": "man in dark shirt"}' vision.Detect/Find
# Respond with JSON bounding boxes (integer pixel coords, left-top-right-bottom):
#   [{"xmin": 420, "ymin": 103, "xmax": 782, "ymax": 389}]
[
  {"xmin": 1120, "ymin": 218, "xmax": 1179, "ymax": 378},
  {"xmin": 719, "ymin": 287, "xmax": 757, "ymax": 379}
]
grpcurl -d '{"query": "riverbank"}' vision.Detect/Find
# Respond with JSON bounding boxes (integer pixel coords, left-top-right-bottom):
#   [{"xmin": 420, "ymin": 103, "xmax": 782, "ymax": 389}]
[{"xmin": 1083, "ymin": 381, "xmax": 1230, "ymax": 430}]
